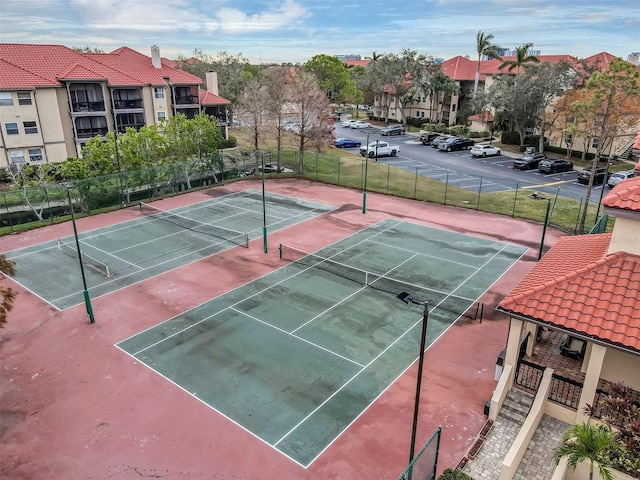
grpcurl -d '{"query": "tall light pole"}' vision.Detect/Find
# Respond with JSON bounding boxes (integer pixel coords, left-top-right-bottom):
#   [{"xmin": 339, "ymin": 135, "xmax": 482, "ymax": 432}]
[
  {"xmin": 397, "ymin": 291, "xmax": 429, "ymax": 463},
  {"xmin": 65, "ymin": 185, "xmax": 95, "ymax": 323},
  {"xmin": 362, "ymin": 133, "xmax": 369, "ymax": 214},
  {"xmin": 260, "ymin": 150, "xmax": 268, "ymax": 253}
]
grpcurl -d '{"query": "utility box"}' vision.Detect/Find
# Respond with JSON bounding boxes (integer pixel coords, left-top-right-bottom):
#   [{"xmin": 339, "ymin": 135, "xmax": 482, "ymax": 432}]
[
  {"xmin": 525, "ymin": 146, "xmax": 536, "ymax": 154},
  {"xmin": 495, "ymin": 349, "xmax": 505, "ymax": 381}
]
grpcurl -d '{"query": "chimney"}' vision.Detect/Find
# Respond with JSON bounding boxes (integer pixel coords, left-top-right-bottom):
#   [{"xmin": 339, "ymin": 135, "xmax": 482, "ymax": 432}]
[
  {"xmin": 151, "ymin": 45, "xmax": 161, "ymax": 69},
  {"xmin": 206, "ymin": 71, "xmax": 219, "ymax": 95}
]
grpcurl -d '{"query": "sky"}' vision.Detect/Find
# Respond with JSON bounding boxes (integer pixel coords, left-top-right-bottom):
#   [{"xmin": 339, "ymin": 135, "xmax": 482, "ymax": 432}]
[{"xmin": 0, "ymin": 0, "xmax": 638, "ymax": 65}]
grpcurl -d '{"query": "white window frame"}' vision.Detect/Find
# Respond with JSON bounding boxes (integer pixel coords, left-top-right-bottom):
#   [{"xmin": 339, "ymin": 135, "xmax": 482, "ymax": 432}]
[
  {"xmin": 157, "ymin": 111, "xmax": 166, "ymax": 122},
  {"xmin": 28, "ymin": 148, "xmax": 43, "ymax": 162},
  {"xmin": 154, "ymin": 87, "xmax": 165, "ymax": 99},
  {"xmin": 17, "ymin": 92, "xmax": 32, "ymax": 105},
  {"xmin": 9, "ymin": 150, "xmax": 26, "ymax": 164},
  {"xmin": 0, "ymin": 92, "xmax": 13, "ymax": 106},
  {"xmin": 23, "ymin": 121, "xmax": 38, "ymax": 134},
  {"xmin": 5, "ymin": 122, "xmax": 19, "ymax": 135}
]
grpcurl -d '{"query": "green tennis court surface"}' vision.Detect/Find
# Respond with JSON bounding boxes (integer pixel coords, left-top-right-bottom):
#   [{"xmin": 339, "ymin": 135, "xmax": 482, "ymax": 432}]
[
  {"xmin": 4, "ymin": 190, "xmax": 336, "ymax": 310},
  {"xmin": 117, "ymin": 219, "xmax": 527, "ymax": 467}
]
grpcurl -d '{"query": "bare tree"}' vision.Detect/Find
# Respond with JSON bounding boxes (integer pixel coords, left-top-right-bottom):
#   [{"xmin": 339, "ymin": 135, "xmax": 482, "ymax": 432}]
[
  {"xmin": 263, "ymin": 67, "xmax": 291, "ymax": 165},
  {"xmin": 288, "ymin": 71, "xmax": 332, "ymax": 170},
  {"xmin": 236, "ymin": 78, "xmax": 268, "ymax": 158}
]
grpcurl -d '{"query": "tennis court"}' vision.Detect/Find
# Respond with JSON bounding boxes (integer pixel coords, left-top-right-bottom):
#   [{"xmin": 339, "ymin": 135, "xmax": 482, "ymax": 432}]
[
  {"xmin": 4, "ymin": 189, "xmax": 336, "ymax": 310},
  {"xmin": 117, "ymin": 218, "xmax": 527, "ymax": 467}
]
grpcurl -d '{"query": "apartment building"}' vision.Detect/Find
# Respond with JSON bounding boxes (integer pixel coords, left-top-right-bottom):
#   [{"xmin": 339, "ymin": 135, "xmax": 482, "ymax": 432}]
[{"xmin": 0, "ymin": 44, "xmax": 230, "ymax": 169}]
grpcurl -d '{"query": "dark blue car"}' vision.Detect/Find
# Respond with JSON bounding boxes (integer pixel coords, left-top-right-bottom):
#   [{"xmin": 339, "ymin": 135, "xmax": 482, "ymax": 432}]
[{"xmin": 334, "ymin": 138, "xmax": 362, "ymax": 148}]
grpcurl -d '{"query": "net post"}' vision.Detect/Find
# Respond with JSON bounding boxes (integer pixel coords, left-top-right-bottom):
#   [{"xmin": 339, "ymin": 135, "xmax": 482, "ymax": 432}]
[
  {"xmin": 279, "ymin": 243, "xmax": 283, "ymax": 259},
  {"xmin": 139, "ymin": 202, "xmax": 144, "ymax": 215},
  {"xmin": 479, "ymin": 303, "xmax": 484, "ymax": 323}
]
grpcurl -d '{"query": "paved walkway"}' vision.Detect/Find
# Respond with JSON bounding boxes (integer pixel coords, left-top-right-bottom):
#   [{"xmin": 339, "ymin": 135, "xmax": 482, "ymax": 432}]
[{"xmin": 463, "ymin": 388, "xmax": 570, "ymax": 480}]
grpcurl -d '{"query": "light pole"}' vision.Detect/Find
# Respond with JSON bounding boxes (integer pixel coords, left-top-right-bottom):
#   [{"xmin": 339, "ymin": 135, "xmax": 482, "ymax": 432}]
[
  {"xmin": 260, "ymin": 150, "xmax": 268, "ymax": 253},
  {"xmin": 397, "ymin": 291, "xmax": 429, "ymax": 463},
  {"xmin": 362, "ymin": 133, "xmax": 370, "ymax": 214},
  {"xmin": 64, "ymin": 185, "xmax": 95, "ymax": 323}
]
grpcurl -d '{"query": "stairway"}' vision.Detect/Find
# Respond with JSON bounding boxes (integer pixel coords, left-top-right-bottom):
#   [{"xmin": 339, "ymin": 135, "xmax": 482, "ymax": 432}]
[{"xmin": 462, "ymin": 388, "xmax": 534, "ymax": 480}]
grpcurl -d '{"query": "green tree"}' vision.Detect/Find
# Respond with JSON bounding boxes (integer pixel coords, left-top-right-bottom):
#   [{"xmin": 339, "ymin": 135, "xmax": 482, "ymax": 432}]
[
  {"xmin": 304, "ymin": 54, "xmax": 356, "ymax": 103},
  {"xmin": 499, "ymin": 43, "xmax": 540, "ymax": 73},
  {"xmin": 554, "ymin": 423, "xmax": 622, "ymax": 480},
  {"xmin": 474, "ymin": 31, "xmax": 502, "ymax": 94},
  {"xmin": 0, "ymin": 255, "xmax": 16, "ymax": 328},
  {"xmin": 571, "ymin": 58, "xmax": 640, "ymax": 232}
]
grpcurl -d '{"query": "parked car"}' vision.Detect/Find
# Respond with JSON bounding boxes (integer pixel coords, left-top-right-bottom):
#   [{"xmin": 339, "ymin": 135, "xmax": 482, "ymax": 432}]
[
  {"xmin": 438, "ymin": 137, "xmax": 475, "ymax": 152},
  {"xmin": 577, "ymin": 167, "xmax": 609, "ymax": 185},
  {"xmin": 513, "ymin": 152, "xmax": 547, "ymax": 170},
  {"xmin": 380, "ymin": 125, "xmax": 405, "ymax": 136},
  {"xmin": 470, "ymin": 144, "xmax": 501, "ymax": 157},
  {"xmin": 431, "ymin": 136, "xmax": 452, "ymax": 148},
  {"xmin": 420, "ymin": 132, "xmax": 439, "ymax": 145},
  {"xmin": 350, "ymin": 120, "xmax": 372, "ymax": 129},
  {"xmin": 607, "ymin": 169, "xmax": 635, "ymax": 188},
  {"xmin": 538, "ymin": 158, "xmax": 574, "ymax": 174},
  {"xmin": 341, "ymin": 119, "xmax": 357, "ymax": 127},
  {"xmin": 255, "ymin": 163, "xmax": 294, "ymax": 174},
  {"xmin": 334, "ymin": 138, "xmax": 362, "ymax": 148}
]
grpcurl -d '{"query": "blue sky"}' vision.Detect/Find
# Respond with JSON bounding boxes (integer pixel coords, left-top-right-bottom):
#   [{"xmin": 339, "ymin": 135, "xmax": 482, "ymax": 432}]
[{"xmin": 0, "ymin": 0, "xmax": 638, "ymax": 64}]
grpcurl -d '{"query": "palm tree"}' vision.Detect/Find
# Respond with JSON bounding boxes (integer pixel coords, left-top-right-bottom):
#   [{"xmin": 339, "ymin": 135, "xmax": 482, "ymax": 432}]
[
  {"xmin": 499, "ymin": 43, "xmax": 540, "ymax": 74},
  {"xmin": 474, "ymin": 30, "xmax": 501, "ymax": 94},
  {"xmin": 554, "ymin": 423, "xmax": 622, "ymax": 480}
]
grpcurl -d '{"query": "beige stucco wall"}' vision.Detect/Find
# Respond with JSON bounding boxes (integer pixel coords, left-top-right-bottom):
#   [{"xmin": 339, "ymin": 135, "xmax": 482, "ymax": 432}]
[
  {"xmin": 601, "ymin": 347, "xmax": 640, "ymax": 391},
  {"xmin": 607, "ymin": 216, "xmax": 640, "ymax": 255}
]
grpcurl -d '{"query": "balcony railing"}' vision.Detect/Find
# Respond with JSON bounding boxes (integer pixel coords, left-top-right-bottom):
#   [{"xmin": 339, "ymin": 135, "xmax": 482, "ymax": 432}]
[
  {"xmin": 174, "ymin": 95, "xmax": 199, "ymax": 105},
  {"xmin": 113, "ymin": 99, "xmax": 144, "ymax": 110},
  {"xmin": 515, "ymin": 359, "xmax": 583, "ymax": 410},
  {"xmin": 76, "ymin": 127, "xmax": 108, "ymax": 139},
  {"xmin": 72, "ymin": 101, "xmax": 106, "ymax": 112}
]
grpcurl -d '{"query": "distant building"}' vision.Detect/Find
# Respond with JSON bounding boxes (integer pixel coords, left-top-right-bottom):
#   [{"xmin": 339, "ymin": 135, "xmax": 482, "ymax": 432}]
[
  {"xmin": 628, "ymin": 52, "xmax": 640, "ymax": 66},
  {"xmin": 0, "ymin": 44, "xmax": 230, "ymax": 168},
  {"xmin": 334, "ymin": 54, "xmax": 362, "ymax": 61}
]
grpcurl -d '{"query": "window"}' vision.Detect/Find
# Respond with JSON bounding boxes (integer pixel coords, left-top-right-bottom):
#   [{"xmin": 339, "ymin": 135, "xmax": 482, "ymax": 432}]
[
  {"xmin": 0, "ymin": 92, "xmax": 13, "ymax": 106},
  {"xmin": 23, "ymin": 121, "xmax": 38, "ymax": 134},
  {"xmin": 9, "ymin": 150, "xmax": 26, "ymax": 164},
  {"xmin": 5, "ymin": 122, "xmax": 19, "ymax": 135},
  {"xmin": 28, "ymin": 148, "xmax": 43, "ymax": 162},
  {"xmin": 452, "ymin": 104, "xmax": 456, "ymax": 112},
  {"xmin": 154, "ymin": 87, "xmax": 165, "ymax": 99},
  {"xmin": 592, "ymin": 138, "xmax": 599, "ymax": 149},
  {"xmin": 17, "ymin": 92, "xmax": 32, "ymax": 105},
  {"xmin": 157, "ymin": 111, "xmax": 166, "ymax": 122}
]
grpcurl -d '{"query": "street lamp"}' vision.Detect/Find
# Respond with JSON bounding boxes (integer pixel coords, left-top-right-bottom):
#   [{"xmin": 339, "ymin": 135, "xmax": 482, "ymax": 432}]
[
  {"xmin": 397, "ymin": 291, "xmax": 429, "ymax": 463},
  {"xmin": 64, "ymin": 184, "xmax": 95, "ymax": 323}
]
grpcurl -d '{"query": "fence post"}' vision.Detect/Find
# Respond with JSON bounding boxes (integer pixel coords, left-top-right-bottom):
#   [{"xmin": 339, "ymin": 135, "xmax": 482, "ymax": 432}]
[
  {"xmin": 387, "ymin": 164, "xmax": 390, "ymax": 194},
  {"xmin": 444, "ymin": 173, "xmax": 449, "ymax": 205},
  {"xmin": 2, "ymin": 192, "xmax": 13, "ymax": 233},
  {"xmin": 414, "ymin": 168, "xmax": 418, "ymax": 200},
  {"xmin": 476, "ymin": 177, "xmax": 483, "ymax": 210},
  {"xmin": 512, "ymin": 183, "xmax": 520, "ymax": 217},
  {"xmin": 337, "ymin": 156, "xmax": 341, "ymax": 185}
]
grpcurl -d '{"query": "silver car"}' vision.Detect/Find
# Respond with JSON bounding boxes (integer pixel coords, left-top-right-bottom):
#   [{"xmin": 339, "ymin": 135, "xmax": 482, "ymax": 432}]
[{"xmin": 607, "ymin": 170, "xmax": 636, "ymax": 188}]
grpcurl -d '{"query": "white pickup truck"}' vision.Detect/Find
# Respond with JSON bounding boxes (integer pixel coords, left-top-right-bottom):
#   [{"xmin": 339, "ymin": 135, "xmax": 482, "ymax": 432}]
[{"xmin": 359, "ymin": 141, "xmax": 400, "ymax": 159}]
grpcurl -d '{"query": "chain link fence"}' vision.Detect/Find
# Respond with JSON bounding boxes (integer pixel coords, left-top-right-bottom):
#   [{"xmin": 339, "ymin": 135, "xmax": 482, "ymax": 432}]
[{"xmin": 0, "ymin": 149, "xmax": 610, "ymax": 235}]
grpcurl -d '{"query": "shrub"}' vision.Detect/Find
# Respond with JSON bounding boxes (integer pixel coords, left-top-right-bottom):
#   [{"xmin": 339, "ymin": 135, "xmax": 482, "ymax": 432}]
[
  {"xmin": 222, "ymin": 137, "xmax": 237, "ymax": 149},
  {"xmin": 501, "ymin": 131, "xmax": 520, "ymax": 145},
  {"xmin": 437, "ymin": 469, "xmax": 473, "ymax": 480}
]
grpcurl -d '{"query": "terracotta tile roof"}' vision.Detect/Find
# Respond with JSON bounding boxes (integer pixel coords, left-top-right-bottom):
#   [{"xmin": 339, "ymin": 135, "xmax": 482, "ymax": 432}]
[
  {"xmin": 440, "ymin": 56, "xmax": 477, "ymax": 81},
  {"xmin": 469, "ymin": 111, "xmax": 494, "ymax": 122},
  {"xmin": 498, "ymin": 234, "xmax": 640, "ymax": 352},
  {"xmin": 602, "ymin": 177, "xmax": 640, "ymax": 212},
  {"xmin": 344, "ymin": 59, "xmax": 370, "ymax": 68},
  {"xmin": 0, "ymin": 44, "xmax": 203, "ymax": 89},
  {"xmin": 87, "ymin": 47, "xmax": 202, "ymax": 86},
  {"xmin": 0, "ymin": 58, "xmax": 58, "ymax": 89},
  {"xmin": 200, "ymin": 90, "xmax": 230, "ymax": 106}
]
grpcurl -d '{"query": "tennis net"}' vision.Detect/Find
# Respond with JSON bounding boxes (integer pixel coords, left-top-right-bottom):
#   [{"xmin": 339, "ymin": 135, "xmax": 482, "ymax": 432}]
[
  {"xmin": 57, "ymin": 239, "xmax": 111, "ymax": 277},
  {"xmin": 139, "ymin": 202, "xmax": 249, "ymax": 248},
  {"xmin": 279, "ymin": 243, "xmax": 482, "ymax": 321}
]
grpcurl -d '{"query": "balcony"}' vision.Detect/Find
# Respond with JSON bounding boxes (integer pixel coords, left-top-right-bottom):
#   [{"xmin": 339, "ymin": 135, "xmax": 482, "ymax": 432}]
[
  {"xmin": 113, "ymin": 99, "xmax": 144, "ymax": 110},
  {"xmin": 76, "ymin": 127, "xmax": 108, "ymax": 139},
  {"xmin": 174, "ymin": 95, "xmax": 199, "ymax": 105},
  {"xmin": 72, "ymin": 101, "xmax": 106, "ymax": 113}
]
